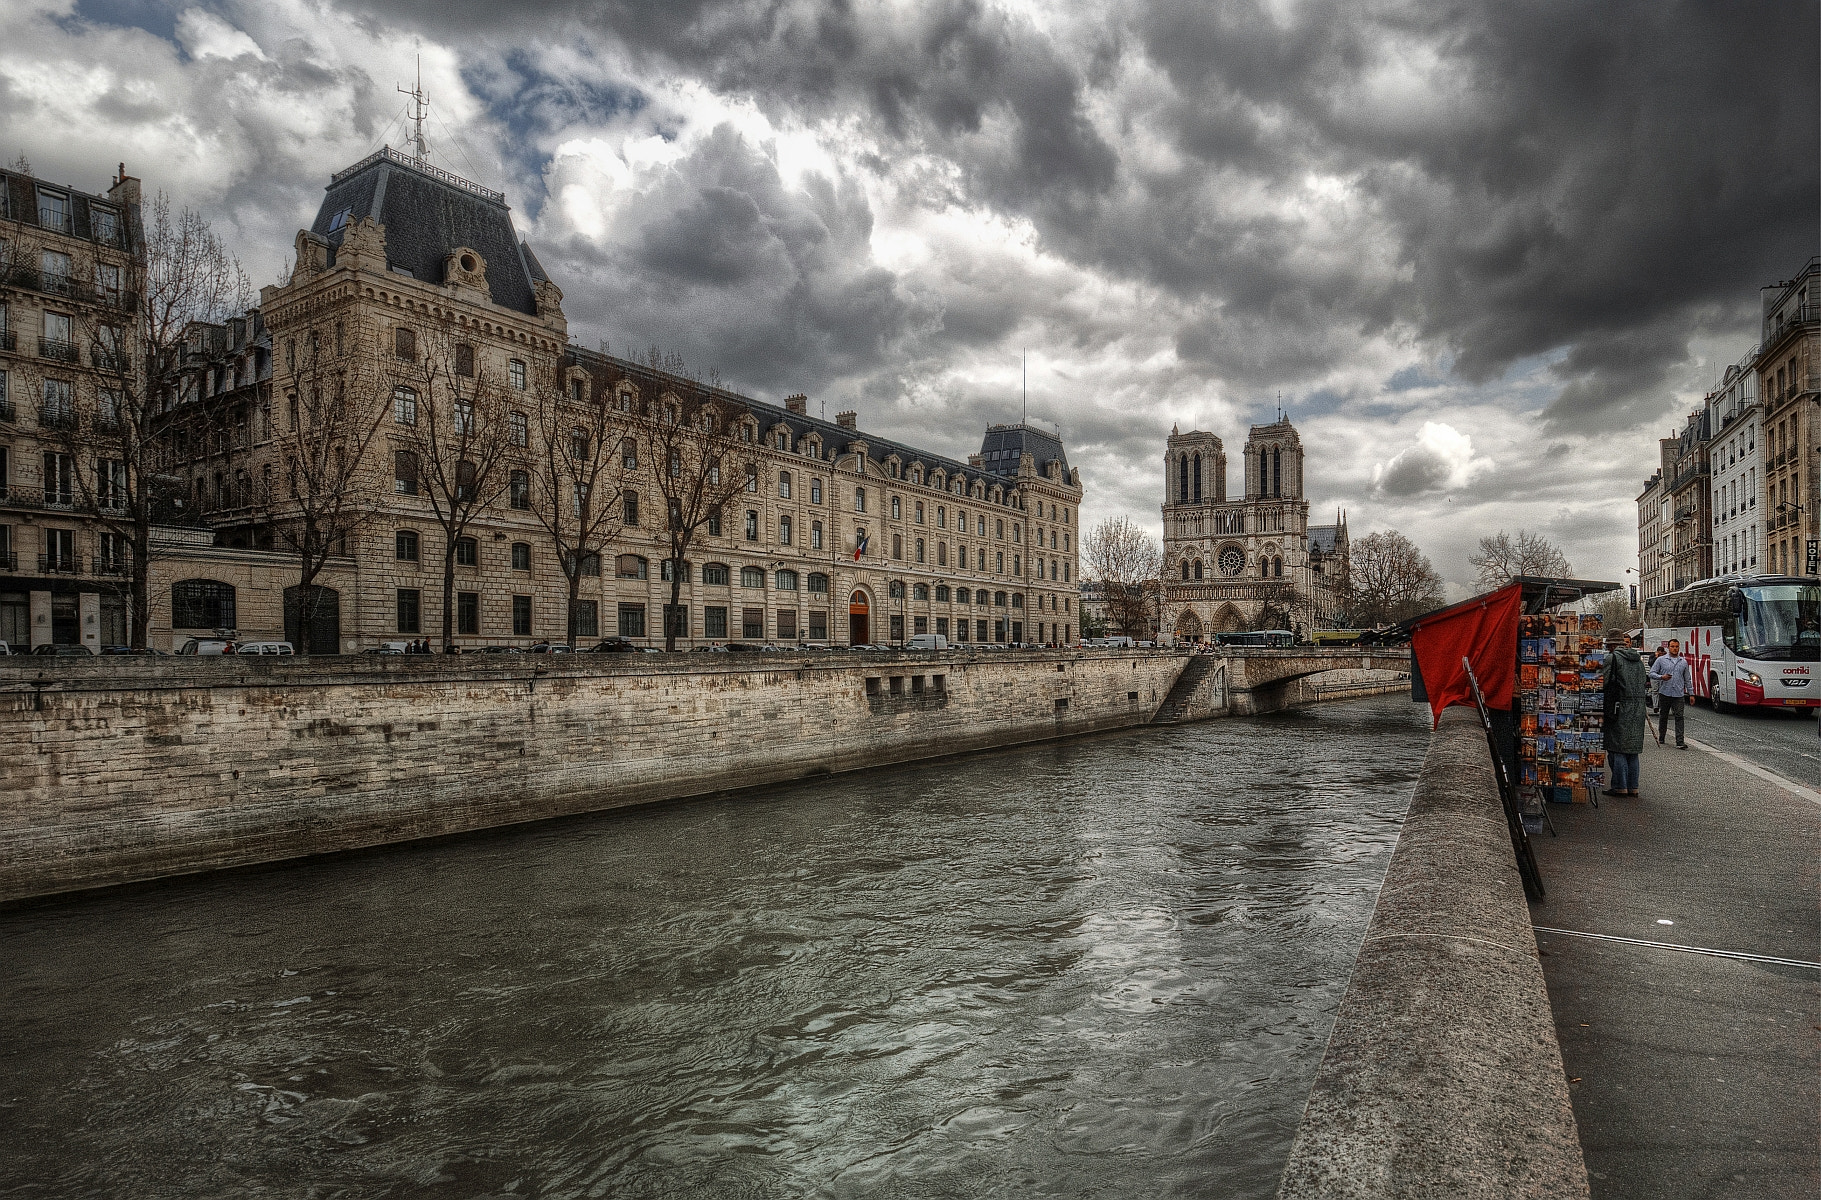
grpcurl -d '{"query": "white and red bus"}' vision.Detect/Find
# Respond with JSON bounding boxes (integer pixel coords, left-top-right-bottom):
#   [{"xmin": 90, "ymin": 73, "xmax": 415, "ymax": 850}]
[{"xmin": 1642, "ymin": 574, "xmax": 1821, "ymax": 710}]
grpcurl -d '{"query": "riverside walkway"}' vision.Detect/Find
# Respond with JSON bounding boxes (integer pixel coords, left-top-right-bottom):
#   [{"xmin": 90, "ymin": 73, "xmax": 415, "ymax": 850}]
[{"xmin": 1528, "ymin": 729, "xmax": 1820, "ymax": 1200}]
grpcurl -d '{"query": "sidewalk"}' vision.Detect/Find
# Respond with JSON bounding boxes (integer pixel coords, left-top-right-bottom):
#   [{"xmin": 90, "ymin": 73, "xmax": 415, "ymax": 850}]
[{"xmin": 1527, "ymin": 734, "xmax": 1820, "ymax": 1200}]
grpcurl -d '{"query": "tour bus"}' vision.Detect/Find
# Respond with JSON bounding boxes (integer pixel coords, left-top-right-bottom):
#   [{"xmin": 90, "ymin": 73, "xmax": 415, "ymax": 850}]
[
  {"xmin": 1213, "ymin": 630, "xmax": 1296, "ymax": 648},
  {"xmin": 1641, "ymin": 574, "xmax": 1821, "ymax": 710}
]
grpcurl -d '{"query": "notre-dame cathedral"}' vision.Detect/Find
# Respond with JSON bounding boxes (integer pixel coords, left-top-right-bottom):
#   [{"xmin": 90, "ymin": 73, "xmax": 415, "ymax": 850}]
[{"xmin": 1160, "ymin": 418, "xmax": 1349, "ymax": 641}]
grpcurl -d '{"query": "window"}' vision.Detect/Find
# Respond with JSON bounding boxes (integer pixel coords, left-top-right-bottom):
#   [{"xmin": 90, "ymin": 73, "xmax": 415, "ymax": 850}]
[
  {"xmin": 811, "ymin": 521, "xmax": 823, "ymax": 550},
  {"xmin": 704, "ymin": 563, "xmax": 730, "ymax": 586},
  {"xmin": 394, "ymin": 327, "xmax": 416, "ymax": 359},
  {"xmin": 893, "ymin": 534, "xmax": 903, "ymax": 559},
  {"xmin": 453, "ymin": 397, "xmax": 475, "ymax": 436},
  {"xmin": 572, "ymin": 600, "xmax": 600, "ymax": 639},
  {"xmin": 96, "ymin": 458, "xmax": 126, "ymax": 509},
  {"xmin": 616, "ymin": 554, "xmax": 648, "ymax": 580},
  {"xmin": 855, "ymin": 487, "xmax": 866, "ymax": 512},
  {"xmin": 811, "ymin": 478, "xmax": 823, "ymax": 504},
  {"xmin": 624, "ymin": 490, "xmax": 640, "ymax": 525},
  {"xmin": 509, "ymin": 359, "xmax": 526, "ymax": 390},
  {"xmin": 745, "ymin": 510, "xmax": 759, "ymax": 541},
  {"xmin": 743, "ymin": 607, "xmax": 765, "ymax": 638},
  {"xmin": 622, "ymin": 439, "xmax": 637, "ymax": 469},
  {"xmin": 807, "ymin": 572, "xmax": 829, "ymax": 594},
  {"xmin": 741, "ymin": 566, "xmax": 765, "ymax": 588},
  {"xmin": 458, "ymin": 592, "xmax": 480, "ymax": 635},
  {"xmin": 570, "ymin": 427, "xmax": 590, "ymax": 461},
  {"xmin": 707, "ymin": 509, "xmax": 722, "ymax": 537},
  {"xmin": 664, "ymin": 603, "xmax": 689, "ymax": 637},
  {"xmin": 745, "ymin": 463, "xmax": 759, "ymax": 493},
  {"xmin": 394, "ymin": 386, "xmax": 418, "ymax": 426},
  {"xmin": 996, "ymin": 519, "xmax": 1004, "ymax": 539},
  {"xmin": 996, "ymin": 551, "xmax": 1004, "ymax": 573},
  {"xmin": 395, "ymin": 588, "xmax": 421, "ymax": 633},
  {"xmin": 915, "ymin": 538, "xmax": 925, "ymax": 563},
  {"xmin": 661, "ymin": 558, "xmax": 684, "ymax": 583},
  {"xmin": 456, "ymin": 459, "xmax": 477, "ymax": 502},
  {"xmin": 704, "ymin": 606, "xmax": 728, "ymax": 638},
  {"xmin": 41, "ymin": 378, "xmax": 72, "ymax": 428},
  {"xmin": 509, "ymin": 410, "xmax": 528, "ymax": 446},
  {"xmin": 958, "ymin": 588, "xmax": 971, "ymax": 604},
  {"xmin": 512, "ymin": 595, "xmax": 532, "ymax": 635},
  {"xmin": 937, "ymin": 506, "xmax": 946, "ymax": 529},
  {"xmin": 512, "ymin": 542, "xmax": 531, "ymax": 571},
  {"xmin": 892, "ymin": 496, "xmax": 901, "ymax": 519},
  {"xmin": 510, "ymin": 469, "xmax": 530, "ymax": 510},
  {"xmin": 455, "ymin": 344, "xmax": 474, "ymax": 377},
  {"xmin": 808, "ymin": 609, "xmax": 828, "ymax": 640},
  {"xmin": 172, "ymin": 579, "xmax": 236, "ymax": 628},
  {"xmin": 779, "ymin": 471, "xmax": 792, "ymax": 498},
  {"xmin": 916, "ymin": 502, "xmax": 925, "ymax": 524},
  {"xmin": 396, "ymin": 530, "xmax": 419, "ymax": 561},
  {"xmin": 936, "ymin": 585, "xmax": 950, "ymax": 602},
  {"xmin": 913, "ymin": 583, "xmax": 929, "ymax": 601},
  {"xmin": 779, "ymin": 514, "xmax": 793, "ymax": 545},
  {"xmin": 777, "ymin": 609, "xmax": 797, "ymax": 639},
  {"xmin": 1013, "ymin": 555, "xmax": 1020, "ymax": 575},
  {"xmin": 455, "ymin": 537, "xmax": 478, "ymax": 566},
  {"xmin": 889, "ymin": 580, "xmax": 905, "ymax": 599},
  {"xmin": 777, "ymin": 569, "xmax": 799, "ymax": 591},
  {"xmin": 618, "ymin": 603, "xmax": 646, "ymax": 637}
]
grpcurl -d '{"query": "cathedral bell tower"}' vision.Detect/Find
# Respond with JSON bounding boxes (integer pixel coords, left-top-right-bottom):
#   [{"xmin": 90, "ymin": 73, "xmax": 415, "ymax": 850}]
[
  {"xmin": 1243, "ymin": 419, "xmax": 1304, "ymax": 500},
  {"xmin": 1163, "ymin": 426, "xmax": 1226, "ymax": 509}
]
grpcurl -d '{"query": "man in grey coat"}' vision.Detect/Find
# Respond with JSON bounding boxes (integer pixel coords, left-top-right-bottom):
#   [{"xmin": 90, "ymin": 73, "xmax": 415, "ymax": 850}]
[{"xmin": 1649, "ymin": 638, "xmax": 1692, "ymax": 749}]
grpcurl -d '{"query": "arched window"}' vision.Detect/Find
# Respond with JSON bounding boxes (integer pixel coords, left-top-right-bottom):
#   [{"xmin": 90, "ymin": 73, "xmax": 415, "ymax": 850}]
[
  {"xmin": 616, "ymin": 555, "xmax": 648, "ymax": 579},
  {"xmin": 741, "ymin": 566, "xmax": 765, "ymax": 588},
  {"xmin": 1272, "ymin": 447, "xmax": 1282, "ymax": 497},
  {"xmin": 1193, "ymin": 452, "xmax": 1202, "ymax": 502},
  {"xmin": 172, "ymin": 579, "xmax": 235, "ymax": 629},
  {"xmin": 1274, "ymin": 556, "xmax": 1283, "ymax": 577},
  {"xmin": 1178, "ymin": 454, "xmax": 1188, "ymax": 502},
  {"xmin": 807, "ymin": 572, "xmax": 829, "ymax": 594},
  {"xmin": 703, "ymin": 563, "xmax": 730, "ymax": 586},
  {"xmin": 889, "ymin": 580, "xmax": 905, "ymax": 599},
  {"xmin": 1193, "ymin": 559, "xmax": 1204, "ymax": 581},
  {"xmin": 913, "ymin": 583, "xmax": 929, "ymax": 601},
  {"xmin": 957, "ymin": 588, "xmax": 971, "ymax": 604},
  {"xmin": 1181, "ymin": 560, "xmax": 1190, "ymax": 580},
  {"xmin": 935, "ymin": 585, "xmax": 950, "ymax": 602},
  {"xmin": 994, "ymin": 591, "xmax": 1008, "ymax": 607},
  {"xmin": 776, "ymin": 569, "xmax": 799, "ymax": 591}
]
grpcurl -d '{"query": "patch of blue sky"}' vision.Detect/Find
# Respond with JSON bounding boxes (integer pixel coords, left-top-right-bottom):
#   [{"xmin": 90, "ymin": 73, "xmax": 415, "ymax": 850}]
[{"xmin": 69, "ymin": 0, "xmax": 179, "ymax": 41}]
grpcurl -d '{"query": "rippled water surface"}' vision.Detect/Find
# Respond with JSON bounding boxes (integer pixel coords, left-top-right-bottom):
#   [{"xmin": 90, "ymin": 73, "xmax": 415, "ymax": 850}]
[{"xmin": 2, "ymin": 696, "xmax": 1429, "ymax": 1199}]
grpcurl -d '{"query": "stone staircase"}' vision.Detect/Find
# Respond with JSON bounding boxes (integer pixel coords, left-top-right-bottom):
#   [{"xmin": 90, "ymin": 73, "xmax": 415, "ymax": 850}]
[{"xmin": 1153, "ymin": 655, "xmax": 1218, "ymax": 723}]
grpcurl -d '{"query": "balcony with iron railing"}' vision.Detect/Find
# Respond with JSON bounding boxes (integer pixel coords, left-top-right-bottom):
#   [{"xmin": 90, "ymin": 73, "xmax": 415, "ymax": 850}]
[
  {"xmin": 0, "ymin": 264, "xmax": 137, "ymax": 312},
  {"xmin": 37, "ymin": 553, "xmax": 82, "ymax": 575},
  {"xmin": 0, "ymin": 550, "xmax": 16, "ymax": 571},
  {"xmin": 37, "ymin": 337, "xmax": 78, "ymax": 364},
  {"xmin": 90, "ymin": 346, "xmax": 131, "ymax": 373},
  {"xmin": 0, "ymin": 329, "xmax": 14, "ymax": 352},
  {"xmin": 0, "ymin": 393, "xmax": 12, "ymax": 422},
  {"xmin": 38, "ymin": 402, "xmax": 76, "ymax": 430},
  {"xmin": 36, "ymin": 206, "xmax": 72, "ymax": 234}
]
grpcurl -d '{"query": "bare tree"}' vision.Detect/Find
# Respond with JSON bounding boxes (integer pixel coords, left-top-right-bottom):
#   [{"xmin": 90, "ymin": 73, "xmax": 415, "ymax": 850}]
[
  {"xmin": 641, "ymin": 377, "xmax": 752, "ymax": 651},
  {"xmin": 1468, "ymin": 529, "xmax": 1573, "ymax": 589},
  {"xmin": 1346, "ymin": 530, "xmax": 1446, "ymax": 626},
  {"xmin": 259, "ymin": 317, "xmax": 389, "ymax": 652},
  {"xmin": 1082, "ymin": 516, "xmax": 1163, "ymax": 638},
  {"xmin": 393, "ymin": 326, "xmax": 517, "ymax": 646},
  {"xmin": 526, "ymin": 355, "xmax": 630, "ymax": 646},
  {"xmin": 64, "ymin": 195, "xmax": 248, "ymax": 648}
]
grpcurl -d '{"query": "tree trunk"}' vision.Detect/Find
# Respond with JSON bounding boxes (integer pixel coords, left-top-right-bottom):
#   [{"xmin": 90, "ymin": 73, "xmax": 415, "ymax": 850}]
[
  {"xmin": 567, "ymin": 567, "xmax": 582, "ymax": 647},
  {"xmin": 130, "ymin": 517, "xmax": 152, "ymax": 650},
  {"xmin": 441, "ymin": 543, "xmax": 457, "ymax": 648},
  {"xmin": 666, "ymin": 560, "xmax": 684, "ymax": 652}
]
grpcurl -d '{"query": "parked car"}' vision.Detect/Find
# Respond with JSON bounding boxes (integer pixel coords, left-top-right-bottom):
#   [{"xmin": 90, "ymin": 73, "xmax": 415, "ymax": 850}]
[
  {"xmin": 176, "ymin": 638, "xmax": 234, "ymax": 655},
  {"xmin": 722, "ymin": 642, "xmax": 762, "ymax": 652},
  {"xmin": 529, "ymin": 642, "xmax": 573, "ymax": 654},
  {"xmin": 690, "ymin": 644, "xmax": 729, "ymax": 653},
  {"xmin": 590, "ymin": 637, "xmax": 641, "ymax": 653},
  {"xmin": 31, "ymin": 643, "xmax": 94, "ymax": 656},
  {"xmin": 477, "ymin": 645, "xmax": 525, "ymax": 654},
  {"xmin": 906, "ymin": 633, "xmax": 950, "ymax": 651},
  {"xmin": 236, "ymin": 641, "xmax": 294, "ymax": 655},
  {"xmin": 365, "ymin": 641, "xmax": 410, "ymax": 655}
]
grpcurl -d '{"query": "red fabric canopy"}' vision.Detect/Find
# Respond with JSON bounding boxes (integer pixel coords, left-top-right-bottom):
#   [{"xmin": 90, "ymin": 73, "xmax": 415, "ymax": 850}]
[{"xmin": 1409, "ymin": 582, "xmax": 1523, "ymax": 728}]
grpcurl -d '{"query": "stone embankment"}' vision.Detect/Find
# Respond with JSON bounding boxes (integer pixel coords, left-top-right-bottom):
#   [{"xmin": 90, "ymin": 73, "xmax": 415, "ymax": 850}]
[
  {"xmin": 1276, "ymin": 707, "xmax": 1590, "ymax": 1199},
  {"xmin": 0, "ymin": 650, "xmax": 1186, "ymax": 902}
]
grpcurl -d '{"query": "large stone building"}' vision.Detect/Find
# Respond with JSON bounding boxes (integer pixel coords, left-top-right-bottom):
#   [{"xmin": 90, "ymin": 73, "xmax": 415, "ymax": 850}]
[
  {"xmin": 1636, "ymin": 468, "xmax": 1669, "ymax": 602},
  {"xmin": 1158, "ymin": 417, "xmax": 1348, "ymax": 642},
  {"xmin": 1759, "ymin": 255, "xmax": 1818, "ymax": 577},
  {"xmin": 0, "ymin": 164, "xmax": 145, "ymax": 648},
  {"xmin": 157, "ymin": 147, "xmax": 1083, "ymax": 651},
  {"xmin": 1665, "ymin": 407, "xmax": 1713, "ymax": 591},
  {"xmin": 1707, "ymin": 349, "xmax": 1762, "ymax": 576}
]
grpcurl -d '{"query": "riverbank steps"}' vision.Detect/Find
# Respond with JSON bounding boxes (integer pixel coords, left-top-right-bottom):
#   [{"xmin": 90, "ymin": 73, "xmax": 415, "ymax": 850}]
[
  {"xmin": 1276, "ymin": 707, "xmax": 1592, "ymax": 1200},
  {"xmin": 1, "ymin": 650, "xmax": 1193, "ymax": 903}
]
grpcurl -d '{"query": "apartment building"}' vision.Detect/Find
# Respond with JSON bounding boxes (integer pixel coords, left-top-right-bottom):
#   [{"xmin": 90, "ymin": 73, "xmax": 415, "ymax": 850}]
[
  {"xmin": 1706, "ymin": 349, "xmax": 1762, "ymax": 576},
  {"xmin": 1758, "ymin": 255, "xmax": 1819, "ymax": 576}
]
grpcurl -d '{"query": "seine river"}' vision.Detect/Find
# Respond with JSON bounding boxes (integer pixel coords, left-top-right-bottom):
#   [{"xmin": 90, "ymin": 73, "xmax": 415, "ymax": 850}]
[{"xmin": 2, "ymin": 694, "xmax": 1429, "ymax": 1199}]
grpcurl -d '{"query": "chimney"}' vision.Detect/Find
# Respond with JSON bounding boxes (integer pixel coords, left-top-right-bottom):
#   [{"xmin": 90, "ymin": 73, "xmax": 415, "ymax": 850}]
[
  {"xmin": 784, "ymin": 393, "xmax": 808, "ymax": 415},
  {"xmin": 836, "ymin": 410, "xmax": 857, "ymax": 430}
]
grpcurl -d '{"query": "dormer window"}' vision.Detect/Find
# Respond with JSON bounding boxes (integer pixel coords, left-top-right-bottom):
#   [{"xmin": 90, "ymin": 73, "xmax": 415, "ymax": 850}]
[{"xmin": 328, "ymin": 207, "xmax": 353, "ymax": 233}]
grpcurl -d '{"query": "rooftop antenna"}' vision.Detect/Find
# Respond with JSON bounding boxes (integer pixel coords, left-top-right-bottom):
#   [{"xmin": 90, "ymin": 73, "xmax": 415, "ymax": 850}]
[
  {"xmin": 398, "ymin": 56, "xmax": 429, "ymax": 161},
  {"xmin": 1022, "ymin": 351, "xmax": 1028, "ymax": 425}
]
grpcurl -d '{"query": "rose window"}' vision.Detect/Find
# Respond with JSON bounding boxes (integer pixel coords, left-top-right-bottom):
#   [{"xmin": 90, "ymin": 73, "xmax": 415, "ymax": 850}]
[{"xmin": 1218, "ymin": 547, "xmax": 1245, "ymax": 577}]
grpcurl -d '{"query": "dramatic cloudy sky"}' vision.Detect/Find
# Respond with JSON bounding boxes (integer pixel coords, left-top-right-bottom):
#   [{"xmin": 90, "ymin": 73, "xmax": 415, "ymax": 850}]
[{"xmin": 5, "ymin": 0, "xmax": 1815, "ymax": 593}]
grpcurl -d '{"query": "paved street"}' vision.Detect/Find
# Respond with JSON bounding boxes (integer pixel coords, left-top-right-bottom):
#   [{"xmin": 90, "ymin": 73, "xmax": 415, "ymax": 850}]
[
  {"xmin": 1660, "ymin": 700, "xmax": 1819, "ymax": 786},
  {"xmin": 1527, "ymin": 734, "xmax": 1820, "ymax": 1200}
]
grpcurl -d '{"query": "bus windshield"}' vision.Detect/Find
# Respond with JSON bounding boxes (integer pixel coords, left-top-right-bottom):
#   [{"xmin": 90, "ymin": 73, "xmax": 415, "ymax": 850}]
[{"xmin": 1738, "ymin": 585, "xmax": 1821, "ymax": 661}]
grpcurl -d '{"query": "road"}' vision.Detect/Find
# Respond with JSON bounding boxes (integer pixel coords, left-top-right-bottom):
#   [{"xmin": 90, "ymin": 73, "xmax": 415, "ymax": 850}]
[{"xmin": 1660, "ymin": 699, "xmax": 1819, "ymax": 786}]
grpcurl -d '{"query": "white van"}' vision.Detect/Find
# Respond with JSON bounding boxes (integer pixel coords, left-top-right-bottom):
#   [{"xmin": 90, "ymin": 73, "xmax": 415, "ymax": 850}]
[
  {"xmin": 905, "ymin": 633, "xmax": 949, "ymax": 651},
  {"xmin": 235, "ymin": 641, "xmax": 294, "ymax": 655}
]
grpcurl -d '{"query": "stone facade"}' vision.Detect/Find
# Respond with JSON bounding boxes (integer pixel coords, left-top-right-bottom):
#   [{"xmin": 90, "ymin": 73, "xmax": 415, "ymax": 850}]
[
  {"xmin": 1159, "ymin": 417, "xmax": 1348, "ymax": 641},
  {"xmin": 1759, "ymin": 256, "xmax": 1819, "ymax": 577},
  {"xmin": 0, "ymin": 165, "xmax": 144, "ymax": 649},
  {"xmin": 1707, "ymin": 349, "xmax": 1762, "ymax": 576},
  {"xmin": 154, "ymin": 148, "xmax": 1084, "ymax": 652}
]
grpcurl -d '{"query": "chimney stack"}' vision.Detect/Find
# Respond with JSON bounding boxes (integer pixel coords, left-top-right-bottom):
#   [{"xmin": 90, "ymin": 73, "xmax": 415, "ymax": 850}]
[
  {"xmin": 784, "ymin": 393, "xmax": 808, "ymax": 415},
  {"xmin": 836, "ymin": 410, "xmax": 857, "ymax": 430}
]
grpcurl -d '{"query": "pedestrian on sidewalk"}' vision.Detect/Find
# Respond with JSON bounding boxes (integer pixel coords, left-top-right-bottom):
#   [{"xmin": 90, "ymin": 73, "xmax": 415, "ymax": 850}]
[
  {"xmin": 1646, "ymin": 643, "xmax": 1665, "ymax": 714},
  {"xmin": 1603, "ymin": 637, "xmax": 1648, "ymax": 796},
  {"xmin": 1648, "ymin": 638, "xmax": 1692, "ymax": 748}
]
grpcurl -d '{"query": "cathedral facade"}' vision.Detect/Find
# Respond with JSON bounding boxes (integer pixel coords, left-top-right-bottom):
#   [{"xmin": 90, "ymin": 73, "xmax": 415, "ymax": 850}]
[{"xmin": 1159, "ymin": 418, "xmax": 1349, "ymax": 642}]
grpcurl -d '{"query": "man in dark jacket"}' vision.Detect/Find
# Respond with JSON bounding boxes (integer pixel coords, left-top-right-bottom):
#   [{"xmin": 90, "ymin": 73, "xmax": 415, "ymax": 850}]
[{"xmin": 1604, "ymin": 640, "xmax": 1649, "ymax": 796}]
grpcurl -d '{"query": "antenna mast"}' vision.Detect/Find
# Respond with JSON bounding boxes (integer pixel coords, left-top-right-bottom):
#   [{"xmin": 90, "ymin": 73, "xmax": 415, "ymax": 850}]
[
  {"xmin": 1022, "ymin": 351, "xmax": 1028, "ymax": 425},
  {"xmin": 398, "ymin": 56, "xmax": 429, "ymax": 161}
]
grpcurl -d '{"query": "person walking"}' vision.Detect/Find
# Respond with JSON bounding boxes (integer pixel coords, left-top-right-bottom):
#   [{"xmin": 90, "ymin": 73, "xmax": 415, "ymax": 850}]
[
  {"xmin": 1603, "ymin": 637, "xmax": 1648, "ymax": 796},
  {"xmin": 1649, "ymin": 638, "xmax": 1692, "ymax": 748}
]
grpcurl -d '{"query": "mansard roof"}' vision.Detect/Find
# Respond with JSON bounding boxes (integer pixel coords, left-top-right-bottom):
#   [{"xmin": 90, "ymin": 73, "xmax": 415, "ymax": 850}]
[
  {"xmin": 566, "ymin": 347, "xmax": 1065, "ymax": 497},
  {"xmin": 979, "ymin": 422, "xmax": 1070, "ymax": 477},
  {"xmin": 1309, "ymin": 525, "xmax": 1341, "ymax": 555},
  {"xmin": 311, "ymin": 147, "xmax": 541, "ymax": 316}
]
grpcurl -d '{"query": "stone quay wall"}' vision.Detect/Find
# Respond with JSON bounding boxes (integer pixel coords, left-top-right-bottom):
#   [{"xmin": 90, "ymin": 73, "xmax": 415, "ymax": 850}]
[
  {"xmin": 1276, "ymin": 707, "xmax": 1589, "ymax": 1200},
  {"xmin": 0, "ymin": 650, "xmax": 1186, "ymax": 903}
]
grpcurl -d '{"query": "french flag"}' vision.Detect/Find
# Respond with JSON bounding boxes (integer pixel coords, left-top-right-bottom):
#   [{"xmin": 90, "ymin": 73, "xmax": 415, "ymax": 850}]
[{"xmin": 853, "ymin": 530, "xmax": 869, "ymax": 561}]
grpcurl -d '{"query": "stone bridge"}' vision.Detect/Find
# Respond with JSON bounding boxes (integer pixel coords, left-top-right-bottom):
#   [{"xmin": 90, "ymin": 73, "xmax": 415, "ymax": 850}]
[{"xmin": 1153, "ymin": 647, "xmax": 1411, "ymax": 721}]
